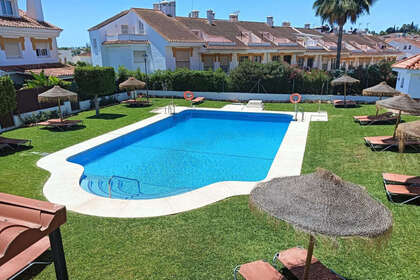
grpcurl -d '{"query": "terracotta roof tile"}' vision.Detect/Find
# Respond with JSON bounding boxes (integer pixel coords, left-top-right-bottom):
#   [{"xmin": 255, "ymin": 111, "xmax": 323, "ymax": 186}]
[
  {"xmin": 0, "ymin": 10, "xmax": 61, "ymax": 30},
  {"xmin": 392, "ymin": 54, "xmax": 420, "ymax": 70},
  {"xmin": 0, "ymin": 63, "xmax": 74, "ymax": 78}
]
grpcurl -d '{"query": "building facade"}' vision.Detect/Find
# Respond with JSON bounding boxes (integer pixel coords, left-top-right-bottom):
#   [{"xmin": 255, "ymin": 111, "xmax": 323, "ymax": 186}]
[
  {"xmin": 0, "ymin": 0, "xmax": 73, "ymax": 83},
  {"xmin": 393, "ymin": 54, "xmax": 420, "ymax": 99},
  {"xmin": 385, "ymin": 37, "xmax": 420, "ymax": 60},
  {"xmin": 89, "ymin": 2, "xmax": 400, "ymax": 74}
]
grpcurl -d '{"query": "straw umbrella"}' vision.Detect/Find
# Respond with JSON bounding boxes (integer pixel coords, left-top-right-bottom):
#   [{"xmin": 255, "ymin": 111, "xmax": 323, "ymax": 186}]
[
  {"xmin": 331, "ymin": 75, "xmax": 360, "ymax": 107},
  {"xmin": 250, "ymin": 169, "xmax": 392, "ymax": 280},
  {"xmin": 376, "ymin": 94, "xmax": 420, "ymax": 137},
  {"xmin": 38, "ymin": 86, "xmax": 78, "ymax": 122},
  {"xmin": 396, "ymin": 120, "xmax": 420, "ymax": 152},
  {"xmin": 119, "ymin": 77, "xmax": 146, "ymax": 101},
  {"xmin": 363, "ymin": 82, "xmax": 401, "ymax": 116}
]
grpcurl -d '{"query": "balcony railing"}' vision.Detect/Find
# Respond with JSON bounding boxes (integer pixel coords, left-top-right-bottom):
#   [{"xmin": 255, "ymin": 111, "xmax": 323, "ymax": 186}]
[{"xmin": 105, "ymin": 33, "xmax": 147, "ymax": 42}]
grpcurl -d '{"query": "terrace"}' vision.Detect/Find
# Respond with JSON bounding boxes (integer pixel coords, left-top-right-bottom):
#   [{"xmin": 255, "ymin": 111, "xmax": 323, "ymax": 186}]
[{"xmin": 0, "ymin": 99, "xmax": 419, "ymax": 279}]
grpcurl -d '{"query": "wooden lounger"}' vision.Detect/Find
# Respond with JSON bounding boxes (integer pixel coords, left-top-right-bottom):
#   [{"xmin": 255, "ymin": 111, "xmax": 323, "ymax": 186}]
[
  {"xmin": 273, "ymin": 247, "xmax": 344, "ymax": 280},
  {"xmin": 234, "ymin": 260, "xmax": 285, "ymax": 280},
  {"xmin": 333, "ymin": 100, "xmax": 356, "ymax": 108},
  {"xmin": 383, "ymin": 173, "xmax": 420, "ymax": 186},
  {"xmin": 383, "ymin": 183, "xmax": 420, "ymax": 204},
  {"xmin": 353, "ymin": 112, "xmax": 397, "ymax": 125},
  {"xmin": 364, "ymin": 136, "xmax": 420, "ymax": 152},
  {"xmin": 0, "ymin": 136, "xmax": 31, "ymax": 149},
  {"xmin": 38, "ymin": 119, "xmax": 82, "ymax": 130},
  {"xmin": 192, "ymin": 97, "xmax": 205, "ymax": 104}
]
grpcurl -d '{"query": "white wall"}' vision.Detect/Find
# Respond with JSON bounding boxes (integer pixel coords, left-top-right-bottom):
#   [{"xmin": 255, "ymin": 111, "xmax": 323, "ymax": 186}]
[
  {"xmin": 388, "ymin": 40, "xmax": 420, "ymax": 60},
  {"xmin": 0, "ymin": 35, "xmax": 60, "ymax": 66}
]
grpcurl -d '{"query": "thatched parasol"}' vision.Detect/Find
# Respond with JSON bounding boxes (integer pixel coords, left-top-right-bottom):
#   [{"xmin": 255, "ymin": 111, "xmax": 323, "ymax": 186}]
[
  {"xmin": 363, "ymin": 82, "xmax": 401, "ymax": 116},
  {"xmin": 250, "ymin": 169, "xmax": 392, "ymax": 280},
  {"xmin": 331, "ymin": 75, "xmax": 360, "ymax": 107},
  {"xmin": 396, "ymin": 120, "xmax": 420, "ymax": 152},
  {"xmin": 38, "ymin": 86, "xmax": 78, "ymax": 121},
  {"xmin": 376, "ymin": 94, "xmax": 420, "ymax": 137},
  {"xmin": 119, "ymin": 77, "xmax": 146, "ymax": 100}
]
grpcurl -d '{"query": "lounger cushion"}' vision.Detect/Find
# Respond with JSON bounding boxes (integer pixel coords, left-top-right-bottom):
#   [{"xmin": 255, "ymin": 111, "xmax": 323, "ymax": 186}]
[
  {"xmin": 0, "ymin": 137, "xmax": 30, "ymax": 145},
  {"xmin": 239, "ymin": 260, "xmax": 284, "ymax": 280},
  {"xmin": 192, "ymin": 97, "xmax": 204, "ymax": 103},
  {"xmin": 385, "ymin": 184, "xmax": 420, "ymax": 196},
  {"xmin": 383, "ymin": 173, "xmax": 420, "ymax": 186},
  {"xmin": 277, "ymin": 248, "xmax": 341, "ymax": 280}
]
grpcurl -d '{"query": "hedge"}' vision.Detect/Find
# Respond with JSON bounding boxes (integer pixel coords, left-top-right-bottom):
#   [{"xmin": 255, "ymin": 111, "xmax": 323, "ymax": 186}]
[
  {"xmin": 0, "ymin": 76, "xmax": 17, "ymax": 116},
  {"xmin": 74, "ymin": 66, "xmax": 116, "ymax": 100}
]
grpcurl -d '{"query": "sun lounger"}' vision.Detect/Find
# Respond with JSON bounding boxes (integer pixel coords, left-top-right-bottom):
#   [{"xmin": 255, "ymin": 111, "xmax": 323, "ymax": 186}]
[
  {"xmin": 383, "ymin": 173, "xmax": 420, "ymax": 186},
  {"xmin": 0, "ymin": 136, "xmax": 31, "ymax": 150},
  {"xmin": 383, "ymin": 183, "xmax": 420, "ymax": 204},
  {"xmin": 234, "ymin": 260, "xmax": 285, "ymax": 280},
  {"xmin": 38, "ymin": 119, "xmax": 82, "ymax": 130},
  {"xmin": 364, "ymin": 136, "xmax": 420, "ymax": 152},
  {"xmin": 192, "ymin": 97, "xmax": 205, "ymax": 104},
  {"xmin": 246, "ymin": 100, "xmax": 264, "ymax": 110},
  {"xmin": 273, "ymin": 247, "xmax": 345, "ymax": 280},
  {"xmin": 333, "ymin": 100, "xmax": 356, "ymax": 108},
  {"xmin": 353, "ymin": 112, "xmax": 397, "ymax": 125}
]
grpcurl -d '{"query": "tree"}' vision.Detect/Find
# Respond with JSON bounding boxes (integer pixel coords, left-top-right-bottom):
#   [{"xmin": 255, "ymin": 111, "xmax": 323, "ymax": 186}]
[
  {"xmin": 313, "ymin": 0, "xmax": 376, "ymax": 69},
  {"xmin": 0, "ymin": 76, "xmax": 17, "ymax": 117},
  {"xmin": 74, "ymin": 66, "xmax": 116, "ymax": 116},
  {"xmin": 23, "ymin": 71, "xmax": 71, "ymax": 89}
]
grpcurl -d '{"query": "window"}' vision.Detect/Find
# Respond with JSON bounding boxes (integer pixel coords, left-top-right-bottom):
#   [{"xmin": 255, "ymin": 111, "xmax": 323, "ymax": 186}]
[
  {"xmin": 400, "ymin": 77, "xmax": 404, "ymax": 88},
  {"xmin": 239, "ymin": 56, "xmax": 249, "ymax": 64},
  {"xmin": 331, "ymin": 58, "xmax": 337, "ymax": 70},
  {"xmin": 297, "ymin": 57, "xmax": 304, "ymax": 68},
  {"xmin": 253, "ymin": 55, "xmax": 262, "ymax": 63},
  {"xmin": 202, "ymin": 56, "xmax": 214, "ymax": 71},
  {"xmin": 35, "ymin": 41, "xmax": 49, "ymax": 57},
  {"xmin": 1, "ymin": 0, "xmax": 13, "ymax": 16},
  {"xmin": 133, "ymin": 51, "xmax": 145, "ymax": 63},
  {"xmin": 219, "ymin": 55, "xmax": 230, "ymax": 73},
  {"xmin": 322, "ymin": 63, "xmax": 328, "ymax": 70},
  {"xmin": 272, "ymin": 55, "xmax": 280, "ymax": 62},
  {"xmin": 408, "ymin": 45, "xmax": 412, "ymax": 50},
  {"xmin": 92, "ymin": 39, "xmax": 98, "ymax": 55},
  {"xmin": 4, "ymin": 41, "xmax": 21, "ymax": 58},
  {"xmin": 307, "ymin": 58, "xmax": 314, "ymax": 69},
  {"xmin": 283, "ymin": 55, "xmax": 291, "ymax": 64},
  {"xmin": 138, "ymin": 21, "xmax": 145, "ymax": 34},
  {"xmin": 403, "ymin": 45, "xmax": 407, "ymax": 50},
  {"xmin": 121, "ymin": 25, "xmax": 129, "ymax": 34},
  {"xmin": 175, "ymin": 49, "xmax": 190, "ymax": 69}
]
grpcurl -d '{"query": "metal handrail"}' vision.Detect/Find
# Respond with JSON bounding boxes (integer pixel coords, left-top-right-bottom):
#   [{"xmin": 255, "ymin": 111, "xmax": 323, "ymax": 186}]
[
  {"xmin": 108, "ymin": 175, "xmax": 141, "ymax": 198},
  {"xmin": 298, "ymin": 107, "xmax": 305, "ymax": 121}
]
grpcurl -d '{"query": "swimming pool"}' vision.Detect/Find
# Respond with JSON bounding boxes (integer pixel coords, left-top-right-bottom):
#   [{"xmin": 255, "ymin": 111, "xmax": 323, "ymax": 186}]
[{"xmin": 68, "ymin": 110, "xmax": 292, "ymax": 200}]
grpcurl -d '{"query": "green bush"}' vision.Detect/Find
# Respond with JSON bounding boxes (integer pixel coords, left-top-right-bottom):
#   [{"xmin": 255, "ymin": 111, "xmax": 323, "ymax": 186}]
[
  {"xmin": 21, "ymin": 110, "xmax": 59, "ymax": 125},
  {"xmin": 74, "ymin": 66, "xmax": 116, "ymax": 115},
  {"xmin": 0, "ymin": 76, "xmax": 17, "ymax": 116}
]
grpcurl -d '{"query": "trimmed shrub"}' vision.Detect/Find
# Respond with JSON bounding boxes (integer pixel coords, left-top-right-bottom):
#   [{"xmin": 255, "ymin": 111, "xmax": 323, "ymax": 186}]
[
  {"xmin": 74, "ymin": 66, "xmax": 116, "ymax": 115},
  {"xmin": 0, "ymin": 76, "xmax": 17, "ymax": 116}
]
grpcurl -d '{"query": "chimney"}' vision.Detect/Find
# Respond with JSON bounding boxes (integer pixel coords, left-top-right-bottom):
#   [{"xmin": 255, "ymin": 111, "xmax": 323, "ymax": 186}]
[
  {"xmin": 189, "ymin": 10, "xmax": 199, "ymax": 18},
  {"xmin": 27, "ymin": 0, "xmax": 44, "ymax": 22},
  {"xmin": 304, "ymin": 23, "xmax": 311, "ymax": 29},
  {"xmin": 207, "ymin": 10, "xmax": 215, "ymax": 25},
  {"xmin": 153, "ymin": 3, "xmax": 160, "ymax": 10},
  {"xmin": 266, "ymin": 16, "xmax": 274, "ymax": 28},
  {"xmin": 229, "ymin": 14, "xmax": 238, "ymax": 22},
  {"xmin": 282, "ymin": 21, "xmax": 291, "ymax": 27},
  {"xmin": 168, "ymin": 1, "xmax": 176, "ymax": 17},
  {"xmin": 159, "ymin": 1, "xmax": 170, "ymax": 16}
]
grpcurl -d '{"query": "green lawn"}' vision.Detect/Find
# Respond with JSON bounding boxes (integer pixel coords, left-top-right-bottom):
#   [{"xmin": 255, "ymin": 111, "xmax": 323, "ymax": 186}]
[{"xmin": 0, "ymin": 99, "xmax": 419, "ymax": 279}]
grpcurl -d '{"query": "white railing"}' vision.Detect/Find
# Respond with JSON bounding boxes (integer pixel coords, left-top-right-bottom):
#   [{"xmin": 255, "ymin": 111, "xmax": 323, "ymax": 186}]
[{"xmin": 105, "ymin": 34, "xmax": 147, "ymax": 42}]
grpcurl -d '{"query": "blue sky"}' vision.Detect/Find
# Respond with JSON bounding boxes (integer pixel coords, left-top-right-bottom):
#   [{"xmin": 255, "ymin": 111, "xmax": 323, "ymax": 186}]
[{"xmin": 18, "ymin": 0, "xmax": 420, "ymax": 47}]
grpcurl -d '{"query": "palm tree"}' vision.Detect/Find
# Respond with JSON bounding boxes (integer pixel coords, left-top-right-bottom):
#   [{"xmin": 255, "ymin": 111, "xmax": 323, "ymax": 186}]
[{"xmin": 313, "ymin": 0, "xmax": 376, "ymax": 70}]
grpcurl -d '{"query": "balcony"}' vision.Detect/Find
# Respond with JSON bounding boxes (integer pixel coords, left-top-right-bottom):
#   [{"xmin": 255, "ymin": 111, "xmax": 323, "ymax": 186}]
[{"xmin": 105, "ymin": 33, "xmax": 147, "ymax": 42}]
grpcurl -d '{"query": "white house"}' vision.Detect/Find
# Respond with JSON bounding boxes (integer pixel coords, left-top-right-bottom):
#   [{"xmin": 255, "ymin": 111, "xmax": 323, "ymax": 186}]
[
  {"xmin": 0, "ymin": 0, "xmax": 73, "ymax": 83},
  {"xmin": 386, "ymin": 38, "xmax": 420, "ymax": 60},
  {"xmin": 393, "ymin": 54, "xmax": 420, "ymax": 99},
  {"xmin": 89, "ymin": 2, "xmax": 399, "ymax": 74}
]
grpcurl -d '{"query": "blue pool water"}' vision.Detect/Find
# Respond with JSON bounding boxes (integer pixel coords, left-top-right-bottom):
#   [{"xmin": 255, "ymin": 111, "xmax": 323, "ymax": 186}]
[{"xmin": 68, "ymin": 110, "xmax": 292, "ymax": 200}]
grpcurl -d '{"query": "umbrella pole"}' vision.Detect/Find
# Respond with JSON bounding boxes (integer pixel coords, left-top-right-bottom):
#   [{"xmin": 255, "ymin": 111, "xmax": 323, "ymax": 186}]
[
  {"xmin": 303, "ymin": 235, "xmax": 315, "ymax": 280},
  {"xmin": 57, "ymin": 97, "xmax": 63, "ymax": 122},
  {"xmin": 393, "ymin": 111, "xmax": 402, "ymax": 138}
]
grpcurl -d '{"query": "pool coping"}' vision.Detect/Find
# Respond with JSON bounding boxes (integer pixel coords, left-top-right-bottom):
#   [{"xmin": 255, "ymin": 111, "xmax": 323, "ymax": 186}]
[{"xmin": 37, "ymin": 106, "xmax": 327, "ymax": 218}]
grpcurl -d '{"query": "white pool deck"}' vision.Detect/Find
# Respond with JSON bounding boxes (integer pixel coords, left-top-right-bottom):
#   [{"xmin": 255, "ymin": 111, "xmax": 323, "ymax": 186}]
[{"xmin": 37, "ymin": 105, "xmax": 328, "ymax": 218}]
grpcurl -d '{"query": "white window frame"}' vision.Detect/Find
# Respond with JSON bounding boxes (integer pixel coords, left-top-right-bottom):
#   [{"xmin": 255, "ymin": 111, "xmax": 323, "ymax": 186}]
[
  {"xmin": 35, "ymin": 41, "xmax": 50, "ymax": 58},
  {"xmin": 400, "ymin": 77, "xmax": 404, "ymax": 88},
  {"xmin": 133, "ymin": 51, "xmax": 145, "ymax": 64},
  {"xmin": 138, "ymin": 21, "xmax": 145, "ymax": 35},
  {"xmin": 121, "ymin": 25, "xmax": 129, "ymax": 34},
  {"xmin": 4, "ymin": 40, "xmax": 22, "ymax": 59}
]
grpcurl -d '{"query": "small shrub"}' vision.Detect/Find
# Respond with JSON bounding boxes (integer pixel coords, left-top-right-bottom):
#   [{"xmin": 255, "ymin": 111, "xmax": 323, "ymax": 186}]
[{"xmin": 0, "ymin": 76, "xmax": 17, "ymax": 116}]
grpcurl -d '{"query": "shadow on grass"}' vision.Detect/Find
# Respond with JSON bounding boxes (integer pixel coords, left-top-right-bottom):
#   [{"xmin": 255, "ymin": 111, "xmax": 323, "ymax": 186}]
[
  {"xmin": 39, "ymin": 125, "xmax": 87, "ymax": 132},
  {"xmin": 87, "ymin": 113, "xmax": 127, "ymax": 120},
  {"xmin": 13, "ymin": 250, "xmax": 53, "ymax": 280},
  {"xmin": 0, "ymin": 145, "xmax": 33, "ymax": 157}
]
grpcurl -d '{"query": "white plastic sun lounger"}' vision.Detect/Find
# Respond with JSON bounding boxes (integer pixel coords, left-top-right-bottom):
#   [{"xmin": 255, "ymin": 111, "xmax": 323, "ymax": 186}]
[{"xmin": 246, "ymin": 100, "xmax": 264, "ymax": 110}]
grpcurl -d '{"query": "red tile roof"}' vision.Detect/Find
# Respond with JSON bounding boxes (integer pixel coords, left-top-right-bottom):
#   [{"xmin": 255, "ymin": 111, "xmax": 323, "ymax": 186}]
[
  {"xmin": 0, "ymin": 63, "xmax": 74, "ymax": 78},
  {"xmin": 0, "ymin": 10, "xmax": 61, "ymax": 30},
  {"xmin": 392, "ymin": 54, "xmax": 420, "ymax": 70}
]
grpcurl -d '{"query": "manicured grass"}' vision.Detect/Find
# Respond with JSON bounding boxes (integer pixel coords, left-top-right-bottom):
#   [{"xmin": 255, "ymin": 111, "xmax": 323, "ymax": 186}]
[{"xmin": 0, "ymin": 99, "xmax": 419, "ymax": 279}]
